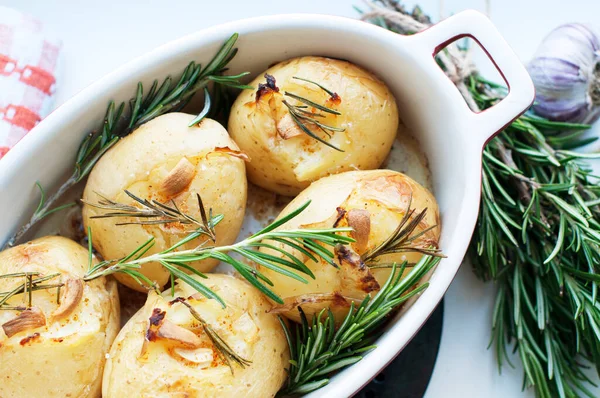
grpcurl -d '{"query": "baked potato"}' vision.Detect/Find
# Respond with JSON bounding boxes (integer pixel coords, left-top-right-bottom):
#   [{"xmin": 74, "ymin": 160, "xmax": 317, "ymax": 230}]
[
  {"xmin": 259, "ymin": 170, "xmax": 441, "ymax": 322},
  {"xmin": 82, "ymin": 113, "xmax": 248, "ymax": 292},
  {"xmin": 103, "ymin": 274, "xmax": 289, "ymax": 398},
  {"xmin": 0, "ymin": 236, "xmax": 119, "ymax": 398},
  {"xmin": 228, "ymin": 56, "xmax": 399, "ymax": 196}
]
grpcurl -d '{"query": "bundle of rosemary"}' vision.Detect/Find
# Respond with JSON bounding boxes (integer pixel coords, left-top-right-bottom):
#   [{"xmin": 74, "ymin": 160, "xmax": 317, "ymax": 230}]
[{"xmin": 361, "ymin": 1, "xmax": 600, "ymax": 397}]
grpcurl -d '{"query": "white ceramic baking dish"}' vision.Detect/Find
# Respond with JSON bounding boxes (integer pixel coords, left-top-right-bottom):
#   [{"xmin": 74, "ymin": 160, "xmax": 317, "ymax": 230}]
[{"xmin": 0, "ymin": 10, "xmax": 534, "ymax": 397}]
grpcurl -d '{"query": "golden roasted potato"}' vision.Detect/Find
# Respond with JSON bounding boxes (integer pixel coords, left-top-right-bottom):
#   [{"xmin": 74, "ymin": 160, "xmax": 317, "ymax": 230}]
[
  {"xmin": 82, "ymin": 113, "xmax": 248, "ymax": 292},
  {"xmin": 0, "ymin": 236, "xmax": 119, "ymax": 398},
  {"xmin": 228, "ymin": 56, "xmax": 399, "ymax": 196},
  {"xmin": 103, "ymin": 274, "xmax": 289, "ymax": 398},
  {"xmin": 260, "ymin": 170, "xmax": 440, "ymax": 323}
]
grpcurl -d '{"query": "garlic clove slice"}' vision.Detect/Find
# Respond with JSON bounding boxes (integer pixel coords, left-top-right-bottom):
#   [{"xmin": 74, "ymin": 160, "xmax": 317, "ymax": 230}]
[
  {"xmin": 277, "ymin": 113, "xmax": 304, "ymax": 139},
  {"xmin": 174, "ymin": 347, "xmax": 214, "ymax": 367},
  {"xmin": 208, "ymin": 147, "xmax": 251, "ymax": 161},
  {"xmin": 335, "ymin": 244, "xmax": 380, "ymax": 295},
  {"xmin": 159, "ymin": 157, "xmax": 196, "ymax": 197},
  {"xmin": 51, "ymin": 279, "xmax": 83, "ymax": 321},
  {"xmin": 269, "ymin": 293, "xmax": 351, "ymax": 315},
  {"xmin": 232, "ymin": 312, "xmax": 259, "ymax": 344},
  {"xmin": 157, "ymin": 319, "xmax": 203, "ymax": 348},
  {"xmin": 346, "ymin": 209, "xmax": 371, "ymax": 252},
  {"xmin": 2, "ymin": 307, "xmax": 46, "ymax": 338}
]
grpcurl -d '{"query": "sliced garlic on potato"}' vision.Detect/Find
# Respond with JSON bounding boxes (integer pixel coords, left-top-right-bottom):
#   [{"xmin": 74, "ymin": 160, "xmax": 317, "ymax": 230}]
[
  {"xmin": 258, "ymin": 170, "xmax": 441, "ymax": 323},
  {"xmin": 159, "ymin": 157, "xmax": 197, "ymax": 197},
  {"xmin": 0, "ymin": 236, "xmax": 119, "ymax": 398},
  {"xmin": 228, "ymin": 56, "xmax": 399, "ymax": 196},
  {"xmin": 51, "ymin": 278, "xmax": 84, "ymax": 321},
  {"xmin": 232, "ymin": 312, "xmax": 260, "ymax": 344},
  {"xmin": 2, "ymin": 307, "xmax": 46, "ymax": 338},
  {"xmin": 174, "ymin": 347, "xmax": 214, "ymax": 366},
  {"xmin": 103, "ymin": 274, "xmax": 289, "ymax": 398},
  {"xmin": 82, "ymin": 113, "xmax": 248, "ymax": 291}
]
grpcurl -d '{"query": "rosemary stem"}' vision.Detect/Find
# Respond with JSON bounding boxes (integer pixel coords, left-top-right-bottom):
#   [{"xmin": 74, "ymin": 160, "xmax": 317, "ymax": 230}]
[
  {"xmin": 3, "ymin": 173, "xmax": 78, "ymax": 249},
  {"xmin": 84, "ymin": 227, "xmax": 354, "ymax": 280}
]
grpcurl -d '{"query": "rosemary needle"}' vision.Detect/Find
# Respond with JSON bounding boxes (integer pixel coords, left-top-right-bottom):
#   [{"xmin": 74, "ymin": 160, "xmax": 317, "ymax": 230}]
[
  {"xmin": 172, "ymin": 297, "xmax": 252, "ymax": 372},
  {"xmin": 0, "ymin": 272, "xmax": 63, "ymax": 309},
  {"xmin": 361, "ymin": 194, "xmax": 444, "ymax": 264}
]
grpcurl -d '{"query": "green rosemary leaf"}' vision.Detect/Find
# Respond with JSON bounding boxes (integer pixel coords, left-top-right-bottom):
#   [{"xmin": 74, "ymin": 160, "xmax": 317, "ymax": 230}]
[
  {"xmin": 300, "ymin": 239, "xmax": 335, "ymax": 266},
  {"xmin": 200, "ymin": 33, "xmax": 238, "ymax": 77},
  {"xmin": 520, "ymin": 115, "xmax": 591, "ymax": 131},
  {"xmin": 86, "ymin": 227, "xmax": 94, "ymax": 272},
  {"xmin": 233, "ymin": 248, "xmax": 308, "ymax": 284},
  {"xmin": 37, "ymin": 202, "xmax": 76, "ymax": 219},
  {"xmin": 286, "ymin": 109, "xmax": 344, "ymax": 152},
  {"xmin": 161, "ymin": 261, "xmax": 224, "ymax": 307},
  {"xmin": 188, "ymin": 88, "xmax": 211, "ymax": 127},
  {"xmin": 76, "ymin": 136, "xmax": 119, "ymax": 182},
  {"xmin": 34, "ymin": 181, "xmax": 46, "ymax": 216},
  {"xmin": 248, "ymin": 242, "xmax": 315, "ymax": 278},
  {"xmin": 215, "ymin": 251, "xmax": 283, "ymax": 304},
  {"xmin": 284, "ymin": 92, "xmax": 341, "ymax": 115},
  {"xmin": 292, "ymin": 76, "xmax": 337, "ymax": 98},
  {"xmin": 252, "ymin": 201, "xmax": 311, "ymax": 237},
  {"xmin": 121, "ymin": 237, "xmax": 156, "ymax": 264},
  {"xmin": 278, "ymin": 237, "xmax": 320, "ymax": 264}
]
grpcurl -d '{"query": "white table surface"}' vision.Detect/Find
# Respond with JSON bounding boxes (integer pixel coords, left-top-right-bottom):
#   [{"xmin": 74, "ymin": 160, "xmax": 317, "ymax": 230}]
[{"xmin": 3, "ymin": 1, "xmax": 600, "ymax": 397}]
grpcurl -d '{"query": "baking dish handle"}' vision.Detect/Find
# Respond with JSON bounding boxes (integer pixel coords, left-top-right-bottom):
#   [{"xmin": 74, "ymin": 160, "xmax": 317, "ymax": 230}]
[{"xmin": 412, "ymin": 10, "xmax": 535, "ymax": 147}]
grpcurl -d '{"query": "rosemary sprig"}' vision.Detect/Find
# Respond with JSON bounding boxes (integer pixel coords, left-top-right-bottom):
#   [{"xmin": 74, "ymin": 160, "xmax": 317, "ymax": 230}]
[
  {"xmin": 84, "ymin": 197, "xmax": 354, "ymax": 307},
  {"xmin": 172, "ymin": 297, "xmax": 251, "ymax": 372},
  {"xmin": 33, "ymin": 182, "xmax": 76, "ymax": 220},
  {"xmin": 82, "ymin": 190, "xmax": 224, "ymax": 237},
  {"xmin": 282, "ymin": 78, "xmax": 345, "ymax": 152},
  {"xmin": 4, "ymin": 33, "xmax": 251, "ymax": 249},
  {"xmin": 258, "ymin": 74, "xmax": 345, "ymax": 151},
  {"xmin": 278, "ymin": 255, "xmax": 441, "ymax": 396},
  {"xmin": 361, "ymin": 2, "xmax": 600, "ymax": 396},
  {"xmin": 361, "ymin": 195, "xmax": 443, "ymax": 264},
  {"xmin": 0, "ymin": 272, "xmax": 63, "ymax": 309}
]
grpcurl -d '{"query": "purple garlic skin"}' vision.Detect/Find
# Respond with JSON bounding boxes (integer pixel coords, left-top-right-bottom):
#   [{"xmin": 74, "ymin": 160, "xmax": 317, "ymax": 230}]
[{"xmin": 528, "ymin": 23, "xmax": 600, "ymax": 124}]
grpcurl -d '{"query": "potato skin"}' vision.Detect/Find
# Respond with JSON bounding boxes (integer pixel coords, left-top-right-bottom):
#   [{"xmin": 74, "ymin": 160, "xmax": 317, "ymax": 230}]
[
  {"xmin": 228, "ymin": 56, "xmax": 399, "ymax": 196},
  {"xmin": 0, "ymin": 236, "xmax": 120, "ymax": 398},
  {"xmin": 103, "ymin": 274, "xmax": 289, "ymax": 398},
  {"xmin": 259, "ymin": 170, "xmax": 440, "ymax": 323},
  {"xmin": 82, "ymin": 113, "xmax": 247, "ymax": 291}
]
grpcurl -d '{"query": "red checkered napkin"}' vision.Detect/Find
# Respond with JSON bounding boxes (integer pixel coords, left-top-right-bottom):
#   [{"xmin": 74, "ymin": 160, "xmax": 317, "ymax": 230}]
[{"xmin": 0, "ymin": 7, "xmax": 61, "ymax": 159}]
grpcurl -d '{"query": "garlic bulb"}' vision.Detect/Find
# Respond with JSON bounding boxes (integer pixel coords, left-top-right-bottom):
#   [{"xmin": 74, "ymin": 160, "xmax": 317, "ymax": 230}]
[{"xmin": 528, "ymin": 23, "xmax": 600, "ymax": 124}]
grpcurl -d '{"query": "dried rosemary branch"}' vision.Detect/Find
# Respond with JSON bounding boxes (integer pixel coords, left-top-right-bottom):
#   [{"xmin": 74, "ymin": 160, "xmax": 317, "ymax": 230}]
[
  {"xmin": 171, "ymin": 296, "xmax": 252, "ymax": 371},
  {"xmin": 3, "ymin": 33, "xmax": 250, "ymax": 249},
  {"xmin": 361, "ymin": 195, "xmax": 443, "ymax": 264},
  {"xmin": 82, "ymin": 190, "xmax": 224, "ymax": 235},
  {"xmin": 257, "ymin": 74, "xmax": 345, "ymax": 151},
  {"xmin": 361, "ymin": 2, "xmax": 600, "ymax": 397},
  {"xmin": 278, "ymin": 255, "xmax": 441, "ymax": 395},
  {"xmin": 0, "ymin": 272, "xmax": 63, "ymax": 309},
  {"xmin": 84, "ymin": 195, "xmax": 354, "ymax": 307}
]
